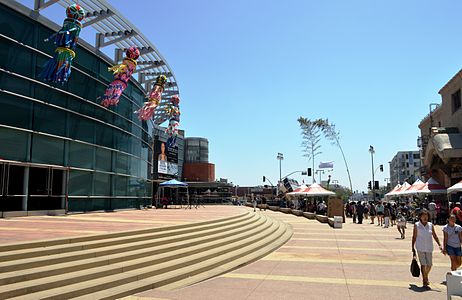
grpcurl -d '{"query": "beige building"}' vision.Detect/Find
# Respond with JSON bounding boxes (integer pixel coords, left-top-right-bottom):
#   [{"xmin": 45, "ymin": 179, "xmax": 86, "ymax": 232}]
[{"xmin": 418, "ymin": 69, "xmax": 462, "ymax": 187}]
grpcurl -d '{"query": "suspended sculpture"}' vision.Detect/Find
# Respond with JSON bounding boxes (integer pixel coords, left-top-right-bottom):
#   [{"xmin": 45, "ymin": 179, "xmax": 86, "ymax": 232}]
[
  {"xmin": 136, "ymin": 75, "xmax": 167, "ymax": 121},
  {"xmin": 165, "ymin": 95, "xmax": 181, "ymax": 147},
  {"xmin": 40, "ymin": 4, "xmax": 85, "ymax": 83},
  {"xmin": 100, "ymin": 47, "xmax": 140, "ymax": 107}
]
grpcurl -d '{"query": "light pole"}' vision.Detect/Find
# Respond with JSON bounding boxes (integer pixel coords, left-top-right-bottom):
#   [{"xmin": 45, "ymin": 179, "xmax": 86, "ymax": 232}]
[
  {"xmin": 277, "ymin": 153, "xmax": 284, "ymax": 182},
  {"xmin": 369, "ymin": 146, "xmax": 375, "ymax": 201}
]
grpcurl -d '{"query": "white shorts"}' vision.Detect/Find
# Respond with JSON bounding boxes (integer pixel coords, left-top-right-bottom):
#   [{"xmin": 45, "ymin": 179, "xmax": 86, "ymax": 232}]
[{"xmin": 417, "ymin": 251, "xmax": 432, "ymax": 266}]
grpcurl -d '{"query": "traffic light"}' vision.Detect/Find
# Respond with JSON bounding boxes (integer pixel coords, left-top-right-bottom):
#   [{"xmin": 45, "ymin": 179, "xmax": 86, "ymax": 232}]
[
  {"xmin": 263, "ymin": 176, "xmax": 266, "ymax": 182},
  {"xmin": 307, "ymin": 168, "xmax": 312, "ymax": 176},
  {"xmin": 368, "ymin": 181, "xmax": 371, "ymax": 190},
  {"xmin": 379, "ymin": 164, "xmax": 383, "ymax": 172},
  {"xmin": 374, "ymin": 180, "xmax": 379, "ymax": 190}
]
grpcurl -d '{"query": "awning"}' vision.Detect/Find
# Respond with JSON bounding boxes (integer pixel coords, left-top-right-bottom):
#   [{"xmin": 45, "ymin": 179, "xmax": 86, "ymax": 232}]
[
  {"xmin": 448, "ymin": 179, "xmax": 462, "ymax": 194},
  {"xmin": 400, "ymin": 179, "xmax": 425, "ymax": 196},
  {"xmin": 387, "ymin": 182, "xmax": 411, "ymax": 197},
  {"xmin": 417, "ymin": 177, "xmax": 446, "ymax": 194},
  {"xmin": 432, "ymin": 133, "xmax": 462, "ymax": 162},
  {"xmin": 287, "ymin": 183, "xmax": 335, "ymax": 197},
  {"xmin": 159, "ymin": 179, "xmax": 188, "ymax": 187},
  {"xmin": 385, "ymin": 184, "xmax": 401, "ymax": 197}
]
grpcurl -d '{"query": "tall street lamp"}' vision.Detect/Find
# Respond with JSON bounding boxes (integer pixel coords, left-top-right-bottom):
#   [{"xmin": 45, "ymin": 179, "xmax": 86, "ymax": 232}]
[
  {"xmin": 369, "ymin": 146, "xmax": 375, "ymax": 201},
  {"xmin": 277, "ymin": 153, "xmax": 284, "ymax": 182}
]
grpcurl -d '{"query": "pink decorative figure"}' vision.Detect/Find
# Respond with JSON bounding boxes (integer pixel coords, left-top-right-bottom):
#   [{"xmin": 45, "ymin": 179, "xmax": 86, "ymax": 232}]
[
  {"xmin": 100, "ymin": 47, "xmax": 140, "ymax": 107},
  {"xmin": 136, "ymin": 75, "xmax": 167, "ymax": 120}
]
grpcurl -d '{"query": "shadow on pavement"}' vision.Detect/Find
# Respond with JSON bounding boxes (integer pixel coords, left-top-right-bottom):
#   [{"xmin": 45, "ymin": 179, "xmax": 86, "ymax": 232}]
[{"xmin": 409, "ymin": 284, "xmax": 441, "ymax": 293}]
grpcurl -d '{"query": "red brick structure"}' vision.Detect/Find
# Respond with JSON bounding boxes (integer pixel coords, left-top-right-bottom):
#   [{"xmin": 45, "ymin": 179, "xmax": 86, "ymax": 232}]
[{"xmin": 183, "ymin": 162, "xmax": 215, "ymax": 182}]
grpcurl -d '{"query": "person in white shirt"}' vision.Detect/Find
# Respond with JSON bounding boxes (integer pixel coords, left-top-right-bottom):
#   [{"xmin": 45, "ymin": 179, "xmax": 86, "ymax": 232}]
[
  {"xmin": 428, "ymin": 199, "xmax": 437, "ymax": 224},
  {"xmin": 411, "ymin": 209, "xmax": 442, "ymax": 288},
  {"xmin": 442, "ymin": 214, "xmax": 462, "ymax": 271}
]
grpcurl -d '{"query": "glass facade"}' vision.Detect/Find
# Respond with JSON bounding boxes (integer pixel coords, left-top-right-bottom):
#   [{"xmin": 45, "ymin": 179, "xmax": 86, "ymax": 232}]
[
  {"xmin": 185, "ymin": 138, "xmax": 209, "ymax": 163},
  {"xmin": 0, "ymin": 3, "xmax": 154, "ymax": 212}
]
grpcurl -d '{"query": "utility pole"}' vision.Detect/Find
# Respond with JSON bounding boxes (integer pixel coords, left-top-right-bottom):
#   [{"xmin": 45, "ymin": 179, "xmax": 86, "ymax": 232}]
[
  {"xmin": 277, "ymin": 153, "xmax": 284, "ymax": 182},
  {"xmin": 369, "ymin": 146, "xmax": 375, "ymax": 201}
]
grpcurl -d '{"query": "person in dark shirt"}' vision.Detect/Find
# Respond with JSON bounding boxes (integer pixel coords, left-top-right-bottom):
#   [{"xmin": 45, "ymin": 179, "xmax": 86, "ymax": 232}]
[{"xmin": 356, "ymin": 202, "xmax": 365, "ymax": 224}]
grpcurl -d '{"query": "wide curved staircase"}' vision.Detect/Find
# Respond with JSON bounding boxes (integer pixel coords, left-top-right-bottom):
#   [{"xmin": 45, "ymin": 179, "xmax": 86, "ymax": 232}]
[{"xmin": 0, "ymin": 211, "xmax": 292, "ymax": 300}]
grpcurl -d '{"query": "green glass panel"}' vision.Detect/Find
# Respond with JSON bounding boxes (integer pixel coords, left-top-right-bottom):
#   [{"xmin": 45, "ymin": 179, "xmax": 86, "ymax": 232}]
[
  {"xmin": 33, "ymin": 103, "xmax": 66, "ymax": 136},
  {"xmin": 69, "ymin": 141, "xmax": 94, "ymax": 169},
  {"xmin": 0, "ymin": 127, "xmax": 29, "ymax": 161},
  {"xmin": 94, "ymin": 172, "xmax": 111, "ymax": 196},
  {"xmin": 95, "ymin": 147, "xmax": 112, "ymax": 172},
  {"xmin": 0, "ymin": 5, "xmax": 34, "ymax": 45},
  {"xmin": 115, "ymin": 152, "xmax": 129, "ymax": 174},
  {"xmin": 31, "ymin": 134, "xmax": 64, "ymax": 165},
  {"xmin": 95, "ymin": 124, "xmax": 113, "ymax": 148},
  {"xmin": 68, "ymin": 114, "xmax": 95, "ymax": 143},
  {"xmin": 0, "ymin": 92, "xmax": 32, "ymax": 129},
  {"xmin": 34, "ymin": 83, "xmax": 68, "ymax": 108},
  {"xmin": 68, "ymin": 170, "xmax": 92, "ymax": 196},
  {"xmin": 0, "ymin": 71, "xmax": 32, "ymax": 96},
  {"xmin": 114, "ymin": 175, "xmax": 128, "ymax": 196},
  {"xmin": 0, "ymin": 37, "xmax": 33, "ymax": 77}
]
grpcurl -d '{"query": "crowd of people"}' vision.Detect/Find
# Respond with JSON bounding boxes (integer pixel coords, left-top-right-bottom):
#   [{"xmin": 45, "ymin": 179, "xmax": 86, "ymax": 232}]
[{"xmin": 346, "ymin": 198, "xmax": 462, "ymax": 288}]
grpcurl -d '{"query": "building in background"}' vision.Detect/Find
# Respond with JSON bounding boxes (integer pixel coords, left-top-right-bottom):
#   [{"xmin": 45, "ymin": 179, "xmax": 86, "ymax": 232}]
[
  {"xmin": 0, "ymin": 1, "xmax": 179, "ymax": 216},
  {"xmin": 418, "ymin": 69, "xmax": 462, "ymax": 188},
  {"xmin": 183, "ymin": 137, "xmax": 215, "ymax": 182},
  {"xmin": 389, "ymin": 151, "xmax": 422, "ymax": 187}
]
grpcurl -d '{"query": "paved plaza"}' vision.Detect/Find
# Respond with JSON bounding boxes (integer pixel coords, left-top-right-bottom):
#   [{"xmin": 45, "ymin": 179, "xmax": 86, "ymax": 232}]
[
  {"xmin": 0, "ymin": 206, "xmax": 453, "ymax": 299},
  {"xmin": 131, "ymin": 208, "xmax": 450, "ymax": 300}
]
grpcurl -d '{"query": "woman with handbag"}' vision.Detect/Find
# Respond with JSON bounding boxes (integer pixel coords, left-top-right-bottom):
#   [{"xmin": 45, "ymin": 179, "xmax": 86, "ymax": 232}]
[{"xmin": 411, "ymin": 209, "xmax": 443, "ymax": 288}]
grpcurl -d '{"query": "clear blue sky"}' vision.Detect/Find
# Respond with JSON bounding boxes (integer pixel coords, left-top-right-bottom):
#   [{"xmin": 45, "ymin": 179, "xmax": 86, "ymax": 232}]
[{"xmin": 27, "ymin": 0, "xmax": 462, "ymax": 191}]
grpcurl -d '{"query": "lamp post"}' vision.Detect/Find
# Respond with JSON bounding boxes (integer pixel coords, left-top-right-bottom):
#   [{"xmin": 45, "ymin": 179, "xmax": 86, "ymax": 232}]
[
  {"xmin": 277, "ymin": 153, "xmax": 284, "ymax": 182},
  {"xmin": 369, "ymin": 146, "xmax": 375, "ymax": 201}
]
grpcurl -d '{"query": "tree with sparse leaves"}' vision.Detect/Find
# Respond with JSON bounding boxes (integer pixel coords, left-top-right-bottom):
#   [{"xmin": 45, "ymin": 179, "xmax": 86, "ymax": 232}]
[{"xmin": 297, "ymin": 117, "xmax": 325, "ymax": 183}]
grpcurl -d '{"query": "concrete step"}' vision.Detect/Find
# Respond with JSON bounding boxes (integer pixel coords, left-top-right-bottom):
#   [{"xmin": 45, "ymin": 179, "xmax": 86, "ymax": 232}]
[
  {"xmin": 8, "ymin": 215, "xmax": 281, "ymax": 300},
  {"xmin": 0, "ymin": 216, "xmax": 269, "ymax": 298},
  {"xmin": 77, "ymin": 220, "xmax": 292, "ymax": 300},
  {"xmin": 0, "ymin": 213, "xmax": 255, "ymax": 273},
  {"xmin": 0, "ymin": 214, "xmax": 262, "ymax": 286},
  {"xmin": 0, "ymin": 212, "xmax": 252, "ymax": 262}
]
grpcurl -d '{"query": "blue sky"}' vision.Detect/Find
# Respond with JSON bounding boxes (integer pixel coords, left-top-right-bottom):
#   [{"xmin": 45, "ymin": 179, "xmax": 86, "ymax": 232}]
[{"xmin": 26, "ymin": 0, "xmax": 462, "ymax": 191}]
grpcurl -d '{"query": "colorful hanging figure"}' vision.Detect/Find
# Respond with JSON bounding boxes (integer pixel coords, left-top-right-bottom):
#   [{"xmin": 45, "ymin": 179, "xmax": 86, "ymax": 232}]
[
  {"xmin": 136, "ymin": 75, "xmax": 167, "ymax": 121},
  {"xmin": 40, "ymin": 4, "xmax": 85, "ymax": 83},
  {"xmin": 165, "ymin": 95, "xmax": 181, "ymax": 147},
  {"xmin": 100, "ymin": 47, "xmax": 140, "ymax": 107}
]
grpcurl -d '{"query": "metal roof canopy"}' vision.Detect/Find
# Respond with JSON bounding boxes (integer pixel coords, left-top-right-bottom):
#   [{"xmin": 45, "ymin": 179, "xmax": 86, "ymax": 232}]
[{"xmin": 34, "ymin": 0, "xmax": 179, "ymax": 125}]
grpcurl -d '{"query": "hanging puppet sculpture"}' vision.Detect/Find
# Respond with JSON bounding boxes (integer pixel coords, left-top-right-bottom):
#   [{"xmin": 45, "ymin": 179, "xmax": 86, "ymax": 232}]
[
  {"xmin": 136, "ymin": 75, "xmax": 167, "ymax": 121},
  {"xmin": 40, "ymin": 4, "xmax": 85, "ymax": 83},
  {"xmin": 100, "ymin": 47, "xmax": 140, "ymax": 107},
  {"xmin": 165, "ymin": 95, "xmax": 181, "ymax": 147}
]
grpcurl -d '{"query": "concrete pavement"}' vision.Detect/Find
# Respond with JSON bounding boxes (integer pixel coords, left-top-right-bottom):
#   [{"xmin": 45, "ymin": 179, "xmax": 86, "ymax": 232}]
[{"xmin": 131, "ymin": 208, "xmax": 451, "ymax": 300}]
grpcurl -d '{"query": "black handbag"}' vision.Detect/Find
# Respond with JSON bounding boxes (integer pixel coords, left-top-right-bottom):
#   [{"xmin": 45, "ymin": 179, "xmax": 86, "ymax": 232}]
[{"xmin": 410, "ymin": 257, "xmax": 420, "ymax": 277}]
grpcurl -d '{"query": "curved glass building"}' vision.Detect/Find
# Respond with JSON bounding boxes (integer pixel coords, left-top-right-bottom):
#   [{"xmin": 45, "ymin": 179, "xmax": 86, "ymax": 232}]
[{"xmin": 0, "ymin": 1, "xmax": 179, "ymax": 215}]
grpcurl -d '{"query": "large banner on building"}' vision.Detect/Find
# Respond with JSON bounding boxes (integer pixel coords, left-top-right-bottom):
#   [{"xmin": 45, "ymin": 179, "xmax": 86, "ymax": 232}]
[{"xmin": 154, "ymin": 139, "xmax": 178, "ymax": 179}]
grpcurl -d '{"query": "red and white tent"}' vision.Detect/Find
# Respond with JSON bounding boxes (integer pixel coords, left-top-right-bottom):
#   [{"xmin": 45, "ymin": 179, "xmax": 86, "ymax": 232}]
[
  {"xmin": 400, "ymin": 179, "xmax": 425, "ymax": 196},
  {"xmin": 386, "ymin": 182, "xmax": 411, "ymax": 197},
  {"xmin": 288, "ymin": 185, "xmax": 310, "ymax": 194},
  {"xmin": 287, "ymin": 183, "xmax": 335, "ymax": 197},
  {"xmin": 385, "ymin": 184, "xmax": 401, "ymax": 198},
  {"xmin": 448, "ymin": 180, "xmax": 462, "ymax": 194},
  {"xmin": 417, "ymin": 177, "xmax": 447, "ymax": 195}
]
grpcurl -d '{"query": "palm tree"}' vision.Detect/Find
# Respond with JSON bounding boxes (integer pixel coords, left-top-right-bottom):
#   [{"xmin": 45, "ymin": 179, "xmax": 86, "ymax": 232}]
[{"xmin": 297, "ymin": 117, "xmax": 323, "ymax": 183}]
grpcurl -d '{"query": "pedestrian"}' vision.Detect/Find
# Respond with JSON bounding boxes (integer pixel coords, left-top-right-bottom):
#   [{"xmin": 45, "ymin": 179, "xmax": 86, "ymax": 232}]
[
  {"xmin": 411, "ymin": 209, "xmax": 443, "ymax": 288},
  {"xmin": 391, "ymin": 203, "xmax": 397, "ymax": 227},
  {"xmin": 369, "ymin": 202, "xmax": 376, "ymax": 224},
  {"xmin": 356, "ymin": 202, "xmax": 364, "ymax": 224},
  {"xmin": 260, "ymin": 196, "xmax": 267, "ymax": 211},
  {"xmin": 384, "ymin": 203, "xmax": 391, "ymax": 228},
  {"xmin": 397, "ymin": 210, "xmax": 407, "ymax": 239},
  {"xmin": 442, "ymin": 214, "xmax": 462, "ymax": 271},
  {"xmin": 251, "ymin": 194, "xmax": 257, "ymax": 212},
  {"xmin": 451, "ymin": 201, "xmax": 462, "ymax": 226},
  {"xmin": 428, "ymin": 198, "xmax": 437, "ymax": 225},
  {"xmin": 351, "ymin": 202, "xmax": 357, "ymax": 224},
  {"xmin": 376, "ymin": 202, "xmax": 385, "ymax": 226}
]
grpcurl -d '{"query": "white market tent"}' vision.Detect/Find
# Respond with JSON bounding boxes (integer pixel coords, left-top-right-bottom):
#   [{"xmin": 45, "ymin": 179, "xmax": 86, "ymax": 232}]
[
  {"xmin": 399, "ymin": 179, "xmax": 425, "ymax": 196},
  {"xmin": 417, "ymin": 177, "xmax": 447, "ymax": 195},
  {"xmin": 385, "ymin": 184, "xmax": 401, "ymax": 198},
  {"xmin": 287, "ymin": 183, "xmax": 335, "ymax": 197},
  {"xmin": 448, "ymin": 180, "xmax": 462, "ymax": 194},
  {"xmin": 386, "ymin": 182, "xmax": 411, "ymax": 197}
]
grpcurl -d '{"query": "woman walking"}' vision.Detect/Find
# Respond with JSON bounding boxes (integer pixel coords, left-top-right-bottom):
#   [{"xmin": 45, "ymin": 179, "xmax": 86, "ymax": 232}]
[
  {"xmin": 369, "ymin": 202, "xmax": 376, "ymax": 224},
  {"xmin": 376, "ymin": 202, "xmax": 385, "ymax": 226},
  {"xmin": 442, "ymin": 214, "xmax": 462, "ymax": 271},
  {"xmin": 412, "ymin": 209, "xmax": 443, "ymax": 288}
]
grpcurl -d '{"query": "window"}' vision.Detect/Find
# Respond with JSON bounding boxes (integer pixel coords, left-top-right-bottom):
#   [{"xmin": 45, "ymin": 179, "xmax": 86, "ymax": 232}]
[
  {"xmin": 452, "ymin": 89, "xmax": 461, "ymax": 114},
  {"xmin": 115, "ymin": 152, "xmax": 130, "ymax": 174},
  {"xmin": 68, "ymin": 114, "xmax": 95, "ymax": 144},
  {"xmin": 114, "ymin": 175, "xmax": 128, "ymax": 196},
  {"xmin": 0, "ymin": 93, "xmax": 32, "ymax": 129},
  {"xmin": 0, "ymin": 38, "xmax": 33, "ymax": 77},
  {"xmin": 69, "ymin": 142, "xmax": 94, "ymax": 169},
  {"xmin": 95, "ymin": 147, "xmax": 112, "ymax": 172},
  {"xmin": 95, "ymin": 124, "xmax": 113, "ymax": 148},
  {"xmin": 31, "ymin": 134, "xmax": 64, "ymax": 165},
  {"xmin": 413, "ymin": 153, "xmax": 420, "ymax": 159},
  {"xmin": 33, "ymin": 103, "xmax": 66, "ymax": 136},
  {"xmin": 0, "ymin": 71, "xmax": 32, "ymax": 96},
  {"xmin": 93, "ymin": 172, "xmax": 111, "ymax": 196},
  {"xmin": 69, "ymin": 170, "xmax": 93, "ymax": 196},
  {"xmin": 0, "ymin": 127, "xmax": 29, "ymax": 161}
]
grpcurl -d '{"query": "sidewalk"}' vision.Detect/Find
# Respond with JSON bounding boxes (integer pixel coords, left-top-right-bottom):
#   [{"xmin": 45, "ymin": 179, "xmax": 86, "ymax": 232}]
[
  {"xmin": 0, "ymin": 206, "xmax": 246, "ymax": 244},
  {"xmin": 131, "ymin": 208, "xmax": 450, "ymax": 300}
]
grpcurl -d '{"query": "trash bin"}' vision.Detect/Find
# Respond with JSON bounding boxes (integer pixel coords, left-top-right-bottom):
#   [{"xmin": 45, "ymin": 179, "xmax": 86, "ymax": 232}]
[
  {"xmin": 447, "ymin": 270, "xmax": 462, "ymax": 300},
  {"xmin": 333, "ymin": 216, "xmax": 343, "ymax": 229}
]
